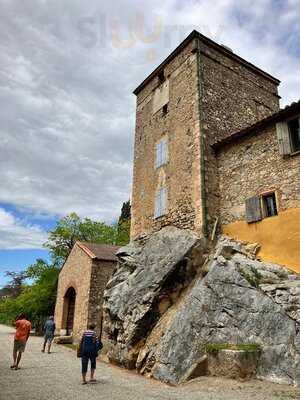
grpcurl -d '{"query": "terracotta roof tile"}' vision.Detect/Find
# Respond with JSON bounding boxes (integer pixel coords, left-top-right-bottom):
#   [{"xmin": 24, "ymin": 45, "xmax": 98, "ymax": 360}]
[{"xmin": 76, "ymin": 241, "xmax": 120, "ymax": 262}]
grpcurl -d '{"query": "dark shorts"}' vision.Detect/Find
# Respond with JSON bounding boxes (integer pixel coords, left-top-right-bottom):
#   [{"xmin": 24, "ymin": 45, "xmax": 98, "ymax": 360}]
[
  {"xmin": 81, "ymin": 355, "xmax": 96, "ymax": 373},
  {"xmin": 44, "ymin": 335, "xmax": 54, "ymax": 344},
  {"xmin": 13, "ymin": 340, "xmax": 26, "ymax": 353}
]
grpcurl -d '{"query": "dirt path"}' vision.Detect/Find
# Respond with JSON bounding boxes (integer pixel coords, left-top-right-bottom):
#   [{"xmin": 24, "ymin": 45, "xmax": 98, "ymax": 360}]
[{"xmin": 0, "ymin": 324, "xmax": 299, "ymax": 400}]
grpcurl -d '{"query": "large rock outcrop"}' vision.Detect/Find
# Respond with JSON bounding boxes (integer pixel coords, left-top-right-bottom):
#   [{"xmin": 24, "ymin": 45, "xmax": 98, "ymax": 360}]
[
  {"xmin": 103, "ymin": 228, "xmax": 300, "ymax": 386},
  {"xmin": 103, "ymin": 226, "xmax": 207, "ymax": 368}
]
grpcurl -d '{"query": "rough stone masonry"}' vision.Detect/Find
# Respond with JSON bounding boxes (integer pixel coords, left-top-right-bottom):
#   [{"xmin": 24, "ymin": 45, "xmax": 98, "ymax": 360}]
[{"xmin": 103, "ymin": 227, "xmax": 300, "ymax": 386}]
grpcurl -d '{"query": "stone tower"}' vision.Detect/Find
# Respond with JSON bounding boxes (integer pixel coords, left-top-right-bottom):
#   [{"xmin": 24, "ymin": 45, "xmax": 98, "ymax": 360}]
[{"xmin": 131, "ymin": 30, "xmax": 280, "ymax": 239}]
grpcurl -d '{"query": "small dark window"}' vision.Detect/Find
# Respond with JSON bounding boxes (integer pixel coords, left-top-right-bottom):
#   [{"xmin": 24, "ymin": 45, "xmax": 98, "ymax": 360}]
[
  {"xmin": 262, "ymin": 193, "xmax": 278, "ymax": 218},
  {"xmin": 158, "ymin": 70, "xmax": 165, "ymax": 84},
  {"xmin": 162, "ymin": 104, "xmax": 168, "ymax": 116},
  {"xmin": 288, "ymin": 117, "xmax": 300, "ymax": 152}
]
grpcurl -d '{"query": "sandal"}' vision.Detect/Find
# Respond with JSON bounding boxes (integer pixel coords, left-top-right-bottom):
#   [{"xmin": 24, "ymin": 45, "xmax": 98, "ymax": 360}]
[
  {"xmin": 10, "ymin": 365, "xmax": 15, "ymax": 369},
  {"xmin": 89, "ymin": 379, "xmax": 97, "ymax": 383},
  {"xmin": 82, "ymin": 381, "xmax": 87, "ymax": 385}
]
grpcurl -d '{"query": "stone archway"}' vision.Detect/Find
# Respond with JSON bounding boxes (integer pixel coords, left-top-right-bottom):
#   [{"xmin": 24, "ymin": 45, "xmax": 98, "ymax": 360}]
[{"xmin": 63, "ymin": 287, "xmax": 76, "ymax": 335}]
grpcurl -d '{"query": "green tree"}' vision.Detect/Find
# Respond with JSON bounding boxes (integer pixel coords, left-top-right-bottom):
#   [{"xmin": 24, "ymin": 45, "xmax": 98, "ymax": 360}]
[
  {"xmin": 0, "ymin": 207, "xmax": 131, "ymax": 327},
  {"xmin": 119, "ymin": 200, "xmax": 131, "ymax": 221},
  {"xmin": 116, "ymin": 200, "xmax": 131, "ymax": 245},
  {"xmin": 0, "ymin": 260, "xmax": 59, "ymax": 329}
]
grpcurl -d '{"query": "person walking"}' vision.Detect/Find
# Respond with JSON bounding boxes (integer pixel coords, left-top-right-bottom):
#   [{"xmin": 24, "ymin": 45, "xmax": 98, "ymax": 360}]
[
  {"xmin": 78, "ymin": 323, "xmax": 102, "ymax": 385},
  {"xmin": 42, "ymin": 316, "xmax": 56, "ymax": 354},
  {"xmin": 10, "ymin": 313, "xmax": 31, "ymax": 370}
]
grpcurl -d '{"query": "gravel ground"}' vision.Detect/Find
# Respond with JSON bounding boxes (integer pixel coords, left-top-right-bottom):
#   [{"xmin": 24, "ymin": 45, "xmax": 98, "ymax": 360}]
[{"xmin": 0, "ymin": 324, "xmax": 299, "ymax": 400}]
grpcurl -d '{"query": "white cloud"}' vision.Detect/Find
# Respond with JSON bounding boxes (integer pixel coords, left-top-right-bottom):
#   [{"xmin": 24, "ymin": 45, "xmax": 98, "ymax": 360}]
[
  {"xmin": 0, "ymin": 208, "xmax": 47, "ymax": 249},
  {"xmin": 0, "ymin": 0, "xmax": 299, "ymax": 229}
]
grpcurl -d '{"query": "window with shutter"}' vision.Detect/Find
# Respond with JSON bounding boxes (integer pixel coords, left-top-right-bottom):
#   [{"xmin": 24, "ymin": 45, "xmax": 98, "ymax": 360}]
[
  {"xmin": 152, "ymin": 80, "xmax": 169, "ymax": 115},
  {"xmin": 288, "ymin": 117, "xmax": 300, "ymax": 153},
  {"xmin": 276, "ymin": 122, "xmax": 292, "ymax": 156},
  {"xmin": 155, "ymin": 139, "xmax": 168, "ymax": 168},
  {"xmin": 245, "ymin": 196, "xmax": 262, "ymax": 223},
  {"xmin": 154, "ymin": 186, "xmax": 168, "ymax": 218},
  {"xmin": 262, "ymin": 192, "xmax": 278, "ymax": 218}
]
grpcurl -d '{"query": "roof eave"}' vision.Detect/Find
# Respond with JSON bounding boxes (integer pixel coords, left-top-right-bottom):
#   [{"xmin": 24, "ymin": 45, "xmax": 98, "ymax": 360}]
[
  {"xmin": 212, "ymin": 101, "xmax": 300, "ymax": 151},
  {"xmin": 133, "ymin": 30, "xmax": 280, "ymax": 96},
  {"xmin": 76, "ymin": 241, "xmax": 96, "ymax": 259}
]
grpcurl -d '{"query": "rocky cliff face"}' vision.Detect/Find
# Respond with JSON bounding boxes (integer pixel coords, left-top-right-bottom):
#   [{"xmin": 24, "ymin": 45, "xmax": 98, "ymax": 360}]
[{"xmin": 103, "ymin": 227, "xmax": 300, "ymax": 386}]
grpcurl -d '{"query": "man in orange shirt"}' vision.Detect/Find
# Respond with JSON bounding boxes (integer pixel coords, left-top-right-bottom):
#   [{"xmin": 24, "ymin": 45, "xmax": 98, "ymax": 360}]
[{"xmin": 11, "ymin": 313, "xmax": 31, "ymax": 370}]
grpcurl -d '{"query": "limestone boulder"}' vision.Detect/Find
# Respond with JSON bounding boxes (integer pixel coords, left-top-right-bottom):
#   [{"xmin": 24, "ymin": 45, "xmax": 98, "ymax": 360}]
[
  {"xmin": 103, "ymin": 226, "xmax": 207, "ymax": 367},
  {"xmin": 207, "ymin": 348, "xmax": 260, "ymax": 380},
  {"xmin": 149, "ymin": 238, "xmax": 300, "ymax": 386},
  {"xmin": 103, "ymin": 232, "xmax": 300, "ymax": 386}
]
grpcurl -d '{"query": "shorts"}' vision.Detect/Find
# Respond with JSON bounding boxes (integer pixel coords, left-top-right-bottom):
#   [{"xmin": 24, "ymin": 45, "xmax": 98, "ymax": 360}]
[
  {"xmin": 44, "ymin": 335, "xmax": 54, "ymax": 344},
  {"xmin": 81, "ymin": 355, "xmax": 96, "ymax": 373},
  {"xmin": 13, "ymin": 340, "xmax": 26, "ymax": 353}
]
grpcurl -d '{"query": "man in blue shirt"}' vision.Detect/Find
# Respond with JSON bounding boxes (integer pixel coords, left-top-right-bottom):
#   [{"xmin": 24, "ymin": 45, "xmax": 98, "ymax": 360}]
[{"xmin": 41, "ymin": 316, "xmax": 56, "ymax": 354}]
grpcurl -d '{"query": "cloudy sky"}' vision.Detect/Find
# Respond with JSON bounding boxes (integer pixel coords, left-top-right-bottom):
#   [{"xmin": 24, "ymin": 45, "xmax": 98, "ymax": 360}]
[{"xmin": 0, "ymin": 0, "xmax": 299, "ymax": 286}]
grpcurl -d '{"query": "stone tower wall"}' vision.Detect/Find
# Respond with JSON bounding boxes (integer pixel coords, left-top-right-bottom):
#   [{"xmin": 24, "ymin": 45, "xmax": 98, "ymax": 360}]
[
  {"xmin": 131, "ymin": 40, "xmax": 203, "ymax": 238},
  {"xmin": 198, "ymin": 41, "xmax": 280, "ymax": 234}
]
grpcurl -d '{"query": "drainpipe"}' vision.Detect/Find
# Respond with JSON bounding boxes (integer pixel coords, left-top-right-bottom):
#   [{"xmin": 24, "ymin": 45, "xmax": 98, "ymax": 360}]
[{"xmin": 195, "ymin": 38, "xmax": 208, "ymax": 238}]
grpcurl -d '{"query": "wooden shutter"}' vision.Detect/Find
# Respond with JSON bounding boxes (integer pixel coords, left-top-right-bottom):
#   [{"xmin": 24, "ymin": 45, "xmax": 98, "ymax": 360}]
[
  {"xmin": 276, "ymin": 122, "xmax": 291, "ymax": 156},
  {"xmin": 245, "ymin": 196, "xmax": 262, "ymax": 223}
]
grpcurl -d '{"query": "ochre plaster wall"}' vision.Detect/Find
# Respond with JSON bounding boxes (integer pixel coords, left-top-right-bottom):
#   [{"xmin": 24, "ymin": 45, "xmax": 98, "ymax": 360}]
[
  {"xmin": 217, "ymin": 123, "xmax": 300, "ymax": 274},
  {"xmin": 222, "ymin": 208, "xmax": 300, "ymax": 274}
]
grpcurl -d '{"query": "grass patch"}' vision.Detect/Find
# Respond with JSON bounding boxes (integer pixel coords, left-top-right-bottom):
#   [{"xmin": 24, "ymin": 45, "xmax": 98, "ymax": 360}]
[
  {"xmin": 238, "ymin": 267, "xmax": 262, "ymax": 288},
  {"xmin": 204, "ymin": 343, "xmax": 261, "ymax": 354},
  {"xmin": 61, "ymin": 343, "xmax": 77, "ymax": 351}
]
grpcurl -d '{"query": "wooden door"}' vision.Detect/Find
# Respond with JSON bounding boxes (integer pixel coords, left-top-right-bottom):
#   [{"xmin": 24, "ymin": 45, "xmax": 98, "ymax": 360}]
[{"xmin": 66, "ymin": 289, "xmax": 76, "ymax": 335}]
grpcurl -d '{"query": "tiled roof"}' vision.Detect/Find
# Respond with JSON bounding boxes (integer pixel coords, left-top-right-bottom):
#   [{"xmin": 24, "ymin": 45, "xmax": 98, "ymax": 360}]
[
  {"xmin": 76, "ymin": 241, "xmax": 120, "ymax": 262},
  {"xmin": 212, "ymin": 100, "xmax": 300, "ymax": 150}
]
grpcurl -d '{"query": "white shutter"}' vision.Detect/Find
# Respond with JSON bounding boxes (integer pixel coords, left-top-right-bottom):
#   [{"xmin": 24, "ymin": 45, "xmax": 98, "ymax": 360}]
[
  {"xmin": 276, "ymin": 122, "xmax": 291, "ymax": 156},
  {"xmin": 154, "ymin": 190, "xmax": 160, "ymax": 218},
  {"xmin": 155, "ymin": 142, "xmax": 160, "ymax": 168},
  {"xmin": 155, "ymin": 139, "xmax": 168, "ymax": 168},
  {"xmin": 162, "ymin": 139, "xmax": 168, "ymax": 165},
  {"xmin": 152, "ymin": 80, "xmax": 169, "ymax": 114},
  {"xmin": 161, "ymin": 186, "xmax": 167, "ymax": 215},
  {"xmin": 154, "ymin": 187, "xmax": 168, "ymax": 218},
  {"xmin": 159, "ymin": 141, "xmax": 163, "ymax": 165}
]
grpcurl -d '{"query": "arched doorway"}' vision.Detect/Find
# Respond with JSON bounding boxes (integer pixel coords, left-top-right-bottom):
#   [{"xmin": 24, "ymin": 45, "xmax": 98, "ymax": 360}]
[{"xmin": 64, "ymin": 287, "xmax": 76, "ymax": 335}]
